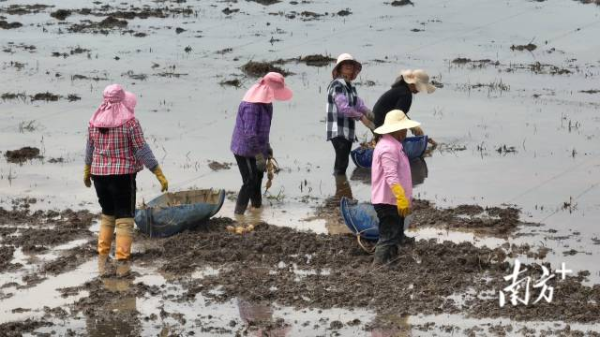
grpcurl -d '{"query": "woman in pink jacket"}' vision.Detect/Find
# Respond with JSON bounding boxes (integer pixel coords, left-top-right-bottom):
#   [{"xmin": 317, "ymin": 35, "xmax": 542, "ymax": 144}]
[{"xmin": 371, "ymin": 109, "xmax": 420, "ymax": 266}]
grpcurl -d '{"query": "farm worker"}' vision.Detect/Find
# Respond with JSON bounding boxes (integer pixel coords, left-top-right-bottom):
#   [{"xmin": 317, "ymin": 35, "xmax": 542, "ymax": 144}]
[
  {"xmin": 83, "ymin": 84, "xmax": 168, "ymax": 260},
  {"xmin": 326, "ymin": 53, "xmax": 375, "ymax": 177},
  {"xmin": 372, "ymin": 69, "xmax": 437, "ymax": 145},
  {"xmin": 371, "ymin": 110, "xmax": 419, "ymax": 266},
  {"xmin": 230, "ymin": 72, "xmax": 293, "ymax": 215}
]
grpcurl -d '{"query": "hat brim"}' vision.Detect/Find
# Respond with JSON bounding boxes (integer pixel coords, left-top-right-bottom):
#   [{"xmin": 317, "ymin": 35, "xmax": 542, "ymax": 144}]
[
  {"xmin": 374, "ymin": 119, "xmax": 421, "ymax": 135},
  {"xmin": 416, "ymin": 82, "xmax": 436, "ymax": 94},
  {"xmin": 332, "ymin": 60, "xmax": 362, "ymax": 79},
  {"xmin": 123, "ymin": 91, "xmax": 137, "ymax": 111},
  {"xmin": 273, "ymin": 86, "xmax": 293, "ymax": 101}
]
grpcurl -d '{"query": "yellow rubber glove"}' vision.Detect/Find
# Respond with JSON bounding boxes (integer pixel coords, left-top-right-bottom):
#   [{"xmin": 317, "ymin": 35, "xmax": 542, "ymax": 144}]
[
  {"xmin": 152, "ymin": 166, "xmax": 169, "ymax": 192},
  {"xmin": 410, "ymin": 126, "xmax": 424, "ymax": 136},
  {"xmin": 84, "ymin": 165, "xmax": 92, "ymax": 188},
  {"xmin": 391, "ymin": 183, "xmax": 411, "ymax": 217}
]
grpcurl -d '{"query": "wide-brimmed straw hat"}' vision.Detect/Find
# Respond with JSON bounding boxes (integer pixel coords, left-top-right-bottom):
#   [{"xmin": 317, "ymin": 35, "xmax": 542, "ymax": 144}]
[
  {"xmin": 400, "ymin": 69, "xmax": 436, "ymax": 94},
  {"xmin": 331, "ymin": 53, "xmax": 362, "ymax": 80},
  {"xmin": 374, "ymin": 109, "xmax": 421, "ymax": 135},
  {"xmin": 243, "ymin": 72, "xmax": 293, "ymax": 103}
]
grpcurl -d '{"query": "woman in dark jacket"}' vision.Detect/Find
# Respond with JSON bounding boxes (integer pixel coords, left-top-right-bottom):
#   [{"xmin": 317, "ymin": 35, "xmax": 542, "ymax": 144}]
[{"xmin": 372, "ymin": 69, "xmax": 436, "ymax": 144}]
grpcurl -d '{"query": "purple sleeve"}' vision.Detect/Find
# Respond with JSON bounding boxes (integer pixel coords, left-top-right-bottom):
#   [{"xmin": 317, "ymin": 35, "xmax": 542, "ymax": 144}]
[
  {"xmin": 355, "ymin": 97, "xmax": 370, "ymax": 114},
  {"xmin": 334, "ymin": 94, "xmax": 364, "ymax": 119},
  {"xmin": 85, "ymin": 129, "xmax": 93, "ymax": 166},
  {"xmin": 240, "ymin": 103, "xmax": 260, "ymax": 154}
]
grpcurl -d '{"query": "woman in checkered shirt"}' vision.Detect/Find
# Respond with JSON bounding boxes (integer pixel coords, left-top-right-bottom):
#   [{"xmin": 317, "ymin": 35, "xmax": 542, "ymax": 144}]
[{"xmin": 83, "ymin": 84, "xmax": 168, "ymax": 261}]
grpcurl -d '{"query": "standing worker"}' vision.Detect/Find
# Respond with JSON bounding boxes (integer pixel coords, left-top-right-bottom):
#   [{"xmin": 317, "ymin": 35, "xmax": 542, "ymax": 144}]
[
  {"xmin": 231, "ymin": 72, "xmax": 293, "ymax": 215},
  {"xmin": 371, "ymin": 109, "xmax": 420, "ymax": 266},
  {"xmin": 372, "ymin": 69, "xmax": 436, "ymax": 144},
  {"xmin": 84, "ymin": 84, "xmax": 168, "ymax": 261},
  {"xmin": 326, "ymin": 53, "xmax": 375, "ymax": 177}
]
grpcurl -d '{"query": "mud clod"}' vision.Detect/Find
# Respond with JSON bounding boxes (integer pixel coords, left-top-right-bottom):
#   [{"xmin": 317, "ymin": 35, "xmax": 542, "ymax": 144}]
[
  {"xmin": 30, "ymin": 92, "xmax": 60, "ymax": 102},
  {"xmin": 247, "ymin": 0, "xmax": 281, "ymax": 5},
  {"xmin": 5, "ymin": 147, "xmax": 41, "ymax": 163},
  {"xmin": 336, "ymin": 8, "xmax": 352, "ymax": 16},
  {"xmin": 100, "ymin": 16, "xmax": 128, "ymax": 28},
  {"xmin": 222, "ymin": 7, "xmax": 240, "ymax": 15},
  {"xmin": 0, "ymin": 21, "xmax": 23, "ymax": 29},
  {"xmin": 299, "ymin": 54, "xmax": 335, "ymax": 67},
  {"xmin": 50, "ymin": 9, "xmax": 72, "ymax": 20},
  {"xmin": 241, "ymin": 60, "xmax": 290, "ymax": 77},
  {"xmin": 511, "ymin": 43, "xmax": 537, "ymax": 51},
  {"xmin": 391, "ymin": 0, "xmax": 415, "ymax": 6},
  {"xmin": 208, "ymin": 161, "xmax": 233, "ymax": 171},
  {"xmin": 219, "ymin": 78, "xmax": 242, "ymax": 88}
]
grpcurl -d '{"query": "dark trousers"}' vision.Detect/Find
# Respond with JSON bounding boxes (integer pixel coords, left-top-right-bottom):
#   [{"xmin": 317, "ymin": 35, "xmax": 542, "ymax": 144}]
[
  {"xmin": 92, "ymin": 174, "xmax": 137, "ymax": 219},
  {"xmin": 234, "ymin": 155, "xmax": 264, "ymax": 214},
  {"xmin": 331, "ymin": 137, "xmax": 353, "ymax": 175},
  {"xmin": 373, "ymin": 204, "xmax": 405, "ymax": 264}
]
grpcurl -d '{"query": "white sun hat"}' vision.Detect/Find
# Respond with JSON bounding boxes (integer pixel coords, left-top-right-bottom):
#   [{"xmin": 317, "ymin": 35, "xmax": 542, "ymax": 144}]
[
  {"xmin": 401, "ymin": 69, "xmax": 436, "ymax": 94},
  {"xmin": 331, "ymin": 53, "xmax": 362, "ymax": 79},
  {"xmin": 374, "ymin": 109, "xmax": 421, "ymax": 135}
]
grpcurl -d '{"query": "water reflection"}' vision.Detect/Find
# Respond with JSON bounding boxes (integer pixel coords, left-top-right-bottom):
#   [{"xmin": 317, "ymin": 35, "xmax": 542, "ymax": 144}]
[
  {"xmin": 237, "ymin": 298, "xmax": 290, "ymax": 336},
  {"xmin": 86, "ymin": 256, "xmax": 139, "ymax": 337},
  {"xmin": 409, "ymin": 157, "xmax": 428, "ymax": 188},
  {"xmin": 234, "ymin": 205, "xmax": 265, "ymax": 227}
]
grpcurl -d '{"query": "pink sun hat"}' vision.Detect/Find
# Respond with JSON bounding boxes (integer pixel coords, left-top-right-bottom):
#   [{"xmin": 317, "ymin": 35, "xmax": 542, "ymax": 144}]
[
  {"xmin": 89, "ymin": 84, "xmax": 137, "ymax": 128},
  {"xmin": 242, "ymin": 72, "xmax": 293, "ymax": 104}
]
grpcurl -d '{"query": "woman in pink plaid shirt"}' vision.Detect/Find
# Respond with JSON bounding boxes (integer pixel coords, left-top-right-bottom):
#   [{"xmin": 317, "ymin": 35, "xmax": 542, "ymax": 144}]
[{"xmin": 83, "ymin": 84, "xmax": 168, "ymax": 261}]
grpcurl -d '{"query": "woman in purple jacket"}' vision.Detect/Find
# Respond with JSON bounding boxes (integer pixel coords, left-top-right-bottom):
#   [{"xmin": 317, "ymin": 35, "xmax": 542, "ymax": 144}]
[{"xmin": 230, "ymin": 72, "xmax": 293, "ymax": 215}]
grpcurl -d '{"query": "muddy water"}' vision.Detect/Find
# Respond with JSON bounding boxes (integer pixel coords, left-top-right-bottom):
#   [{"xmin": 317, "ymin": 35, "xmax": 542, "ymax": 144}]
[{"xmin": 2, "ymin": 0, "xmax": 600, "ymax": 334}]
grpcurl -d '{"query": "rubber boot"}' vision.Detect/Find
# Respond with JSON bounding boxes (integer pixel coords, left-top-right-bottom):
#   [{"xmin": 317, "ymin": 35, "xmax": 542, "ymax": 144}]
[
  {"xmin": 334, "ymin": 174, "xmax": 353, "ymax": 201},
  {"xmin": 372, "ymin": 245, "xmax": 390, "ymax": 267},
  {"xmin": 234, "ymin": 202, "xmax": 247, "ymax": 215},
  {"xmin": 97, "ymin": 254, "xmax": 109, "ymax": 277},
  {"xmin": 97, "ymin": 214, "xmax": 115, "ymax": 255},
  {"xmin": 115, "ymin": 218, "xmax": 134, "ymax": 261}
]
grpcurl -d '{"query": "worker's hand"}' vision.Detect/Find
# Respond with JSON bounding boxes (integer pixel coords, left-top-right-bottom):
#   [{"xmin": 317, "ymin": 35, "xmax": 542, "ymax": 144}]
[
  {"xmin": 255, "ymin": 153, "xmax": 267, "ymax": 172},
  {"xmin": 365, "ymin": 109, "xmax": 375, "ymax": 122},
  {"xmin": 267, "ymin": 145, "xmax": 274, "ymax": 159},
  {"xmin": 360, "ymin": 115, "xmax": 375, "ymax": 131},
  {"xmin": 391, "ymin": 183, "xmax": 411, "ymax": 217},
  {"xmin": 427, "ymin": 137, "xmax": 438, "ymax": 147},
  {"xmin": 83, "ymin": 165, "xmax": 92, "ymax": 188},
  {"xmin": 152, "ymin": 166, "xmax": 169, "ymax": 192},
  {"xmin": 410, "ymin": 126, "xmax": 424, "ymax": 136}
]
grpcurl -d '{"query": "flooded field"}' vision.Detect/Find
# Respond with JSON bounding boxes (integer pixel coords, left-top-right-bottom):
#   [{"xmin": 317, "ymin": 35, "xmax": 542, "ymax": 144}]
[{"xmin": 1, "ymin": 0, "xmax": 600, "ymax": 335}]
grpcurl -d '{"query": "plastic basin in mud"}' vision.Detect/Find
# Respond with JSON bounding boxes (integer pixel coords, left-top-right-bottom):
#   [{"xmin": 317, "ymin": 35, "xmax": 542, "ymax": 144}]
[
  {"xmin": 135, "ymin": 189, "xmax": 225, "ymax": 238},
  {"xmin": 340, "ymin": 197, "xmax": 413, "ymax": 241},
  {"xmin": 340, "ymin": 197, "xmax": 380, "ymax": 241},
  {"xmin": 350, "ymin": 135, "xmax": 429, "ymax": 169}
]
